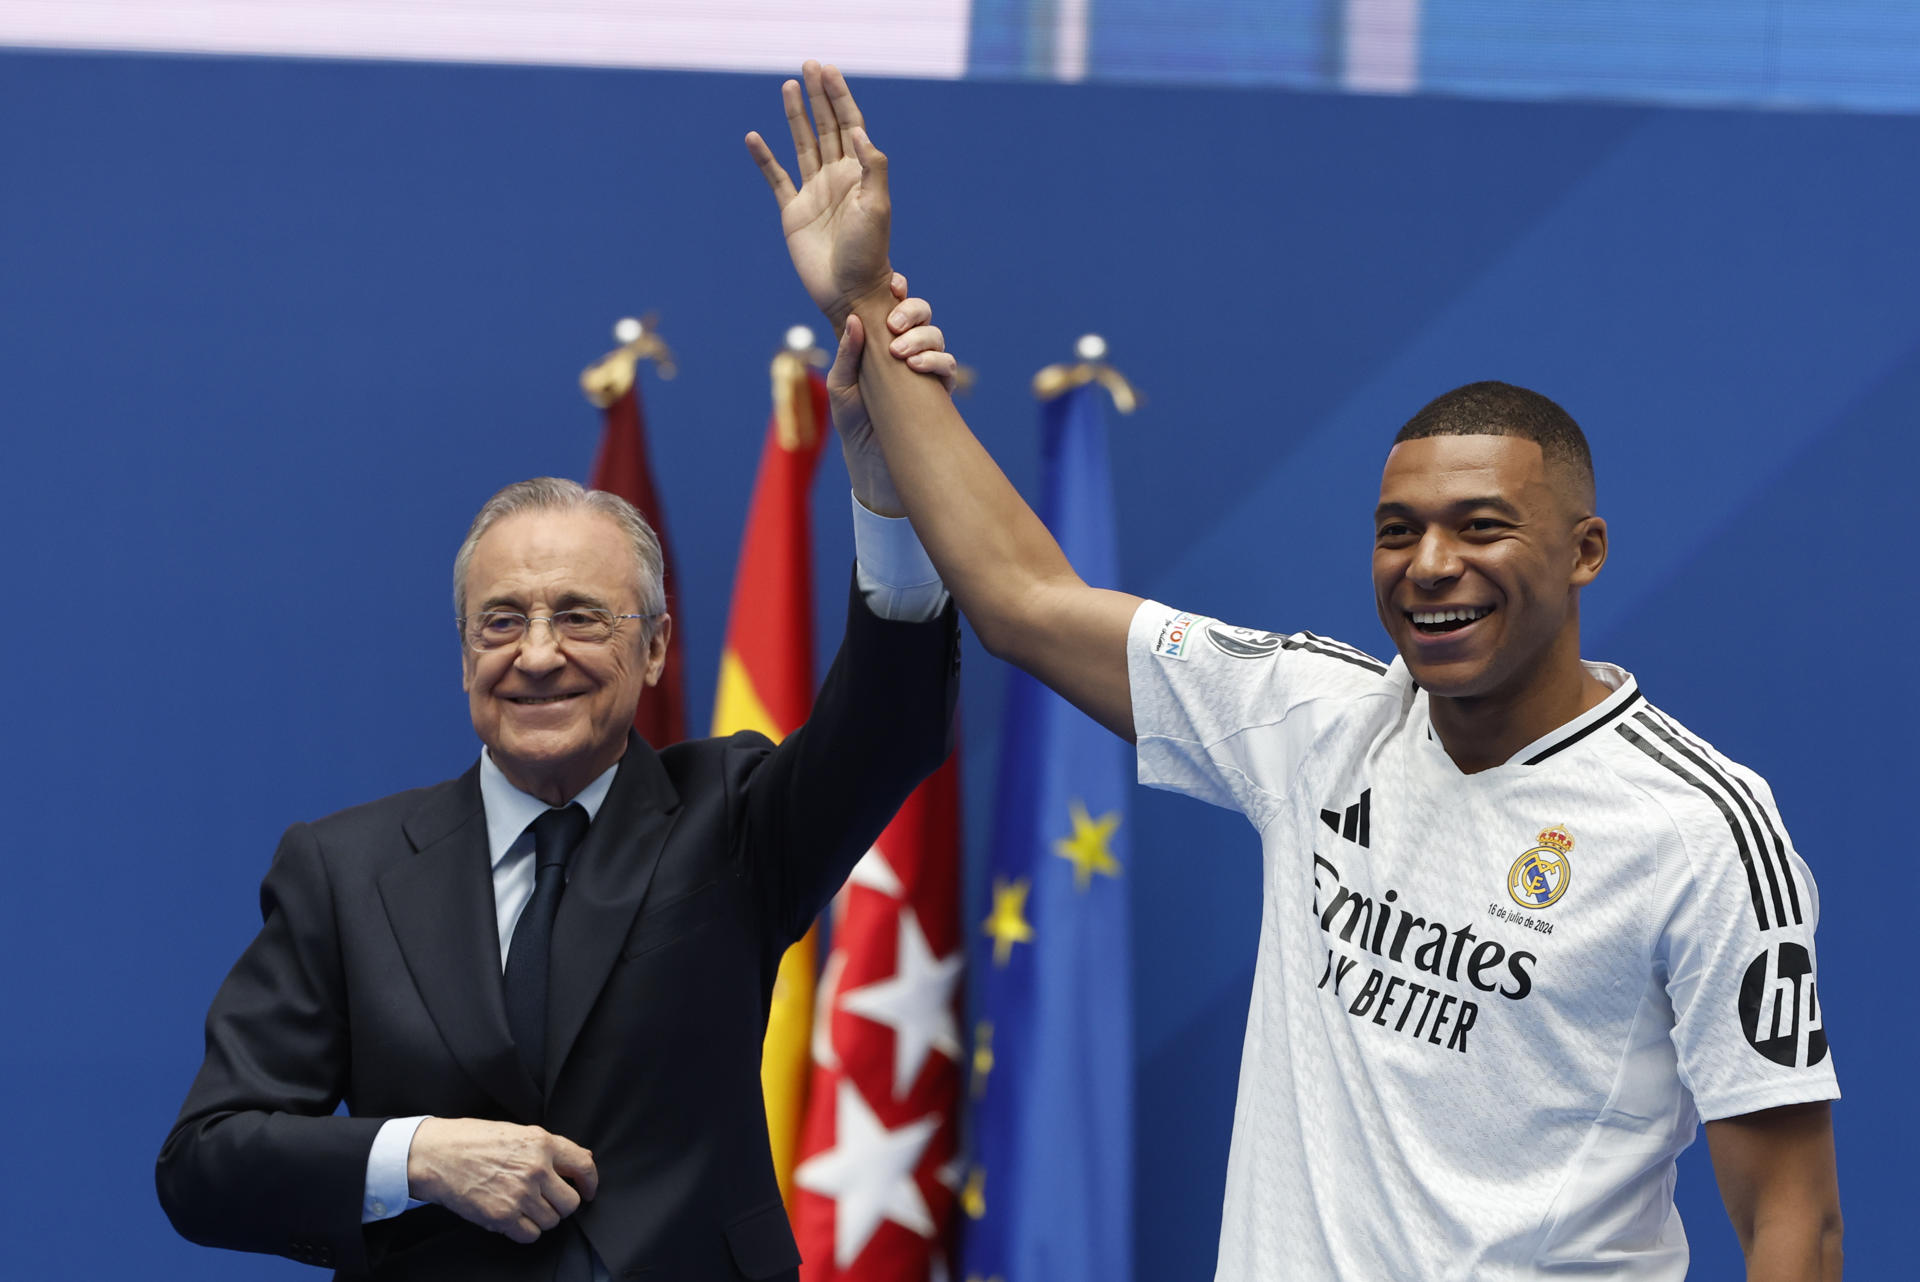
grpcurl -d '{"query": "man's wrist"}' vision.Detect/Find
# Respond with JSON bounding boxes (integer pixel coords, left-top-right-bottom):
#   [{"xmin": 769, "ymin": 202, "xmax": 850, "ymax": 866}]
[
  {"xmin": 834, "ymin": 277, "xmax": 899, "ymax": 329},
  {"xmin": 405, "ymin": 1117, "xmax": 442, "ymax": 1204},
  {"xmin": 850, "ymin": 468, "xmax": 905, "ymax": 519}
]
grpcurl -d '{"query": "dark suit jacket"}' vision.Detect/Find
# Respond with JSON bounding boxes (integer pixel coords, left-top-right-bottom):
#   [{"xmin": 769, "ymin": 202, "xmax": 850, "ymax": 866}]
[{"xmin": 157, "ymin": 580, "xmax": 959, "ymax": 1281}]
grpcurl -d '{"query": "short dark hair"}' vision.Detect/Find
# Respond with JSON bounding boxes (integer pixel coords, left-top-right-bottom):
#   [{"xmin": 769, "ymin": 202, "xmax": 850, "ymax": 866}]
[{"xmin": 1393, "ymin": 381, "xmax": 1595, "ymax": 509}]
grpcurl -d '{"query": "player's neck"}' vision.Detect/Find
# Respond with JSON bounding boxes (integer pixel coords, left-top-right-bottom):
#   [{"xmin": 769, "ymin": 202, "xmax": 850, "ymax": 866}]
[{"xmin": 1427, "ymin": 632, "xmax": 1611, "ymax": 774}]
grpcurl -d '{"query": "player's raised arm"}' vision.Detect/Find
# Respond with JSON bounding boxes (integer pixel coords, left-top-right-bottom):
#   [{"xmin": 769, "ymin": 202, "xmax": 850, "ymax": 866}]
[{"xmin": 746, "ymin": 62, "xmax": 1142, "ymax": 740}]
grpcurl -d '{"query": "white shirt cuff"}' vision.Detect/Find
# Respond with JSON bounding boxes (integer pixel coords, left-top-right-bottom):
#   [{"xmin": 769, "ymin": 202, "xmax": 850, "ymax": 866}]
[
  {"xmin": 851, "ymin": 490, "xmax": 950, "ymax": 624},
  {"xmin": 363, "ymin": 1115, "xmax": 431, "ymax": 1223}
]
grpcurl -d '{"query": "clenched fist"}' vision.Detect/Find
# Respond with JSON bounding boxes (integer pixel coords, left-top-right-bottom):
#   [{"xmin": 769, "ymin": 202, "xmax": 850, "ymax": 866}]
[{"xmin": 407, "ymin": 1118, "xmax": 598, "ymax": 1244}]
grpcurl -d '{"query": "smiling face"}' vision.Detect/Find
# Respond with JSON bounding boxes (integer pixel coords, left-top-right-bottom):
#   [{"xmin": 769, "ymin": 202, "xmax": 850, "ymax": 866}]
[
  {"xmin": 460, "ymin": 508, "xmax": 670, "ymax": 804},
  {"xmin": 1372, "ymin": 434, "xmax": 1605, "ymax": 703}
]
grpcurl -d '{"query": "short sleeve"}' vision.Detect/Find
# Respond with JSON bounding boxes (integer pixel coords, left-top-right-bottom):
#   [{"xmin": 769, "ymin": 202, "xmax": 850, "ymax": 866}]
[
  {"xmin": 1127, "ymin": 600, "xmax": 1390, "ymax": 828},
  {"xmin": 1656, "ymin": 765, "xmax": 1839, "ymax": 1122}
]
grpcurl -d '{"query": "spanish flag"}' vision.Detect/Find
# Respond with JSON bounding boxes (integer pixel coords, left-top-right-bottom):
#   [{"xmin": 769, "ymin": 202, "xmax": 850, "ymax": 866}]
[{"xmin": 713, "ymin": 346, "xmax": 831, "ymax": 1210}]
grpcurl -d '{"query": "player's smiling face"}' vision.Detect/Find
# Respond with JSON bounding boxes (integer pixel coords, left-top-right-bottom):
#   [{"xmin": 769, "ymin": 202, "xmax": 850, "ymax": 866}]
[
  {"xmin": 1372, "ymin": 435, "xmax": 1603, "ymax": 701},
  {"xmin": 461, "ymin": 509, "xmax": 668, "ymax": 803}
]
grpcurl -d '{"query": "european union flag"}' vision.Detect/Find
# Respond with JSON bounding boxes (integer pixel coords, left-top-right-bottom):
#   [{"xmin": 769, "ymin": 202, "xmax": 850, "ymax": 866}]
[{"xmin": 962, "ymin": 382, "xmax": 1132, "ymax": 1282}]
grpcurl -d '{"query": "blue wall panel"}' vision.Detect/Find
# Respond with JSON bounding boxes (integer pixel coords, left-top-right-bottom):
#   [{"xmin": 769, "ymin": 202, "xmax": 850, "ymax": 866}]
[
  {"xmin": 1422, "ymin": 1, "xmax": 1777, "ymax": 105},
  {"xmin": 0, "ymin": 49, "xmax": 1911, "ymax": 1279},
  {"xmin": 1089, "ymin": 0, "xmax": 1337, "ymax": 87},
  {"xmin": 966, "ymin": 0, "xmax": 1920, "ymax": 112}
]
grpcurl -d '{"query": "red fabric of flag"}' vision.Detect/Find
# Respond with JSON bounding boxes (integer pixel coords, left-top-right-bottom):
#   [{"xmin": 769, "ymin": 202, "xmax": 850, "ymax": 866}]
[
  {"xmin": 793, "ymin": 751, "xmax": 964, "ymax": 1282},
  {"xmin": 589, "ymin": 381, "xmax": 687, "ymax": 747}
]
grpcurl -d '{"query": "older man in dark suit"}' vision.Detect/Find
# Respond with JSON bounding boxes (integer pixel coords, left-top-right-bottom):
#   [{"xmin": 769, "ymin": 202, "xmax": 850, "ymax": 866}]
[{"xmin": 157, "ymin": 291, "xmax": 961, "ymax": 1282}]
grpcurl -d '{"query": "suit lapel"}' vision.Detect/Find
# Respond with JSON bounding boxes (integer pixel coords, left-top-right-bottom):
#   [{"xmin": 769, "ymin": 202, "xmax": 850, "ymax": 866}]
[
  {"xmin": 545, "ymin": 732, "xmax": 684, "ymax": 1095},
  {"xmin": 380, "ymin": 766, "xmax": 544, "ymax": 1122}
]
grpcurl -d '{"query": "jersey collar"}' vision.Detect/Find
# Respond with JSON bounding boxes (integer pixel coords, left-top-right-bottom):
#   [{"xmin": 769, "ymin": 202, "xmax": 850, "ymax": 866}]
[
  {"xmin": 1510, "ymin": 663, "xmax": 1642, "ymax": 766},
  {"xmin": 1412, "ymin": 661, "xmax": 1643, "ymax": 770}
]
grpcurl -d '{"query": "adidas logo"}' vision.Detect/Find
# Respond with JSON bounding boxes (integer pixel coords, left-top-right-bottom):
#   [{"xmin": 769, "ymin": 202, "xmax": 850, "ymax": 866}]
[{"xmin": 1319, "ymin": 788, "xmax": 1372, "ymax": 848}]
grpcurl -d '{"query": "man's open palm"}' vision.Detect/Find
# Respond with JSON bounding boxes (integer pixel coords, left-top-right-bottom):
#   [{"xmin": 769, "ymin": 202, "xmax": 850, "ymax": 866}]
[{"xmin": 746, "ymin": 62, "xmax": 893, "ymax": 323}]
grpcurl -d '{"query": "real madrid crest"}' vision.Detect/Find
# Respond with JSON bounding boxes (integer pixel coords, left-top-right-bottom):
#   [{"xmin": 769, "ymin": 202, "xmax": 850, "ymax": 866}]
[{"xmin": 1508, "ymin": 824, "xmax": 1574, "ymax": 910}]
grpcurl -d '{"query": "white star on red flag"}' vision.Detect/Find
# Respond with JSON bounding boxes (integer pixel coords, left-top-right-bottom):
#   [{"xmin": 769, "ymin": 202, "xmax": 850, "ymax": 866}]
[
  {"xmin": 848, "ymin": 844, "xmax": 905, "ymax": 897},
  {"xmin": 792, "ymin": 756, "xmax": 963, "ymax": 1282},
  {"xmin": 794, "ymin": 1080, "xmax": 940, "ymax": 1268},
  {"xmin": 839, "ymin": 906, "xmax": 964, "ymax": 1097}
]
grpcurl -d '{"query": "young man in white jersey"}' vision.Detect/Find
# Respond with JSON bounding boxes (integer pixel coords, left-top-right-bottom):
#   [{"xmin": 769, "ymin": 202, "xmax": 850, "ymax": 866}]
[{"xmin": 744, "ymin": 64, "xmax": 1843, "ymax": 1281}]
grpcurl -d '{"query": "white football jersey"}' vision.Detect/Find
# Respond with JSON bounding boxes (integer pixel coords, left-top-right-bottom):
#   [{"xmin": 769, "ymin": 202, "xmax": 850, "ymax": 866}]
[{"xmin": 1128, "ymin": 602, "xmax": 1837, "ymax": 1282}]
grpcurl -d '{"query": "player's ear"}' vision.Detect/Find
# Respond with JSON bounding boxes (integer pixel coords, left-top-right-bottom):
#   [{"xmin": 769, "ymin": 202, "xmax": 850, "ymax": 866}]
[{"xmin": 1570, "ymin": 516, "xmax": 1608, "ymax": 587}]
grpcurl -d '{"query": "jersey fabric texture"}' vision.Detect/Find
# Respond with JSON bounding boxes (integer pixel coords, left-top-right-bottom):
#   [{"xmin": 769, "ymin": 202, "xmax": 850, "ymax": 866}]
[{"xmin": 1128, "ymin": 602, "xmax": 1837, "ymax": 1282}]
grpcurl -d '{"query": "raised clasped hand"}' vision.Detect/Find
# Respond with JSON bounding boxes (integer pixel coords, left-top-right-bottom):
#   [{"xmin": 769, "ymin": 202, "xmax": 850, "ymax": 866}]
[
  {"xmin": 746, "ymin": 61, "xmax": 894, "ymax": 326},
  {"xmin": 826, "ymin": 271, "xmax": 956, "ymax": 516}
]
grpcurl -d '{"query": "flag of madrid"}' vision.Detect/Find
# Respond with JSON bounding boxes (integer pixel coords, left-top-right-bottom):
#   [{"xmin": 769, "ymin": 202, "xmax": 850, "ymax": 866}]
[{"xmin": 792, "ymin": 754, "xmax": 964, "ymax": 1281}]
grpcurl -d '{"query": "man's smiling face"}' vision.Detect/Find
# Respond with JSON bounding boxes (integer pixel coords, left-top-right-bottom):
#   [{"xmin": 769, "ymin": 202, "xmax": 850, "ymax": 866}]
[
  {"xmin": 1372, "ymin": 434, "xmax": 1603, "ymax": 701},
  {"xmin": 460, "ymin": 508, "xmax": 667, "ymax": 802}
]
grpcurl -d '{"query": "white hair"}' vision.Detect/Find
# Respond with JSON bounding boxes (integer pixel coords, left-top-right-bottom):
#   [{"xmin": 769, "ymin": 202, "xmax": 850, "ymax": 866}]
[{"xmin": 452, "ymin": 477, "xmax": 666, "ymax": 628}]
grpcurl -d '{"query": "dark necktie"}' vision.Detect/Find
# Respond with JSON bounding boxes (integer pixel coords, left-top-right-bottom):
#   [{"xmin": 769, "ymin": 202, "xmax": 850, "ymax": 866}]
[{"xmin": 504, "ymin": 803, "xmax": 589, "ymax": 1091}]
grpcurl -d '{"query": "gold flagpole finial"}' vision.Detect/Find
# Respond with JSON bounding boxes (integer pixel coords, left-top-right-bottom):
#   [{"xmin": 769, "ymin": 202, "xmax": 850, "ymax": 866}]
[
  {"xmin": 1031, "ymin": 332, "xmax": 1140, "ymax": 413},
  {"xmin": 580, "ymin": 314, "xmax": 677, "ymax": 409},
  {"xmin": 770, "ymin": 325, "xmax": 829, "ymax": 451}
]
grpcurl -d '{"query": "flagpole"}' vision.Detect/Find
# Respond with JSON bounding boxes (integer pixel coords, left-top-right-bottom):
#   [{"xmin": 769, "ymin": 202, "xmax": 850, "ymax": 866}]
[
  {"xmin": 771, "ymin": 325, "xmax": 828, "ymax": 450},
  {"xmin": 580, "ymin": 313, "xmax": 677, "ymax": 408},
  {"xmin": 1031, "ymin": 333, "xmax": 1140, "ymax": 412}
]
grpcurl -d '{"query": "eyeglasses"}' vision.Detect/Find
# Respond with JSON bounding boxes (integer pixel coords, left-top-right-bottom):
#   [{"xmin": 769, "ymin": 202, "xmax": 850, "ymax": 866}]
[{"xmin": 458, "ymin": 608, "xmax": 659, "ymax": 652}]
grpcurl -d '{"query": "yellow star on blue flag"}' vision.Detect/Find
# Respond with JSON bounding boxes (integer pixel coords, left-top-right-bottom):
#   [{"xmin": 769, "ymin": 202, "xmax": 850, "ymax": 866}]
[
  {"xmin": 1054, "ymin": 799, "xmax": 1122, "ymax": 890},
  {"xmin": 982, "ymin": 878, "xmax": 1035, "ymax": 966}
]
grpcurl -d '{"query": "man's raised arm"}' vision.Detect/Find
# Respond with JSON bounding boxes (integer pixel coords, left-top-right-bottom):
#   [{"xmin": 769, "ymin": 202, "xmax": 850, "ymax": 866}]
[{"xmin": 745, "ymin": 62, "xmax": 1141, "ymax": 740}]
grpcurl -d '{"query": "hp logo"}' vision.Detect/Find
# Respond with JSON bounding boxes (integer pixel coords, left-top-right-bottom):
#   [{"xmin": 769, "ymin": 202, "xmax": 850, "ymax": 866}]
[{"xmin": 1739, "ymin": 943, "xmax": 1827, "ymax": 1069}]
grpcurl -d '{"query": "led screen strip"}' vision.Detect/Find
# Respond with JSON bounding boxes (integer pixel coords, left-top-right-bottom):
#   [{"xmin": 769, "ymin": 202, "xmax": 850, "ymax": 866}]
[{"xmin": 0, "ymin": 0, "xmax": 973, "ymax": 78}]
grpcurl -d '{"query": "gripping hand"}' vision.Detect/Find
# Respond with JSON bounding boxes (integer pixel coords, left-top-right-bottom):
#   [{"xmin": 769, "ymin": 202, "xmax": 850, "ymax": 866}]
[{"xmin": 828, "ymin": 271, "xmax": 957, "ymax": 516}]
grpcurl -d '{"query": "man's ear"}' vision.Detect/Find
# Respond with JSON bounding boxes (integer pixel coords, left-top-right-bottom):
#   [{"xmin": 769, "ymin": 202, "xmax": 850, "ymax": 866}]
[
  {"xmin": 642, "ymin": 614, "xmax": 673, "ymax": 687},
  {"xmin": 1570, "ymin": 516, "xmax": 1608, "ymax": 587}
]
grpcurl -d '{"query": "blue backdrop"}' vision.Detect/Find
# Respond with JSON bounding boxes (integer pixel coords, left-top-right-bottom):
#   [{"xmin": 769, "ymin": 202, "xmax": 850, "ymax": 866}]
[{"xmin": 1, "ymin": 49, "xmax": 1912, "ymax": 1279}]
